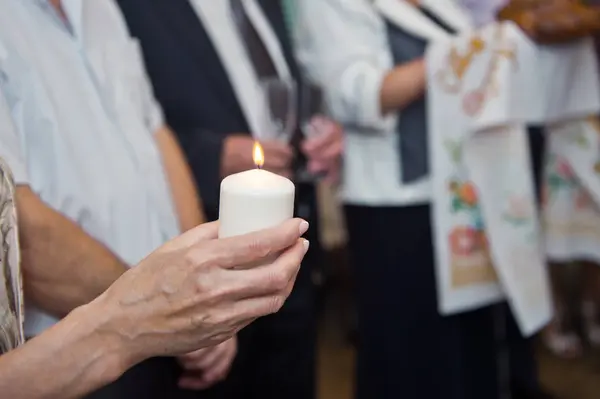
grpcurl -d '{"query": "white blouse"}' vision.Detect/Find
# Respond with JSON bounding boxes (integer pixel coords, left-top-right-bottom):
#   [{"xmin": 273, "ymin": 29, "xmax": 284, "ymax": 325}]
[
  {"xmin": 294, "ymin": 0, "xmax": 472, "ymax": 206},
  {"xmin": 0, "ymin": 0, "xmax": 180, "ymax": 336}
]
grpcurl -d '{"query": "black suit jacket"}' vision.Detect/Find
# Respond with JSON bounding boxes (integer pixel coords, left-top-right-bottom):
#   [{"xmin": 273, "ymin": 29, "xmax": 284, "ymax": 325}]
[{"xmin": 117, "ymin": 0, "xmax": 302, "ymax": 219}]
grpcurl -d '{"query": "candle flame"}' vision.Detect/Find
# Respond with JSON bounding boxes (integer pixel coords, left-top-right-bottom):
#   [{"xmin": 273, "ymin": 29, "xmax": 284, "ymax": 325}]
[{"xmin": 253, "ymin": 141, "xmax": 265, "ymax": 168}]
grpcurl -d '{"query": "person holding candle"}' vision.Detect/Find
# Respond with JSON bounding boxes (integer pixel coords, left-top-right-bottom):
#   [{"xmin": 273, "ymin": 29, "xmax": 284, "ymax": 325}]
[
  {"xmin": 0, "ymin": 135, "xmax": 311, "ymax": 398},
  {"xmin": 115, "ymin": 1, "xmax": 343, "ymax": 398},
  {"xmin": 294, "ymin": 0, "xmax": 550, "ymax": 398},
  {"xmin": 0, "ymin": 0, "xmax": 258, "ymax": 397}
]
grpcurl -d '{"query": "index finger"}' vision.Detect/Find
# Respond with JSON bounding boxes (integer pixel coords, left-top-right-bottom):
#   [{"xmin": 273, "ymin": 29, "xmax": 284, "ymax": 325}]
[{"xmin": 203, "ymin": 218, "xmax": 309, "ymax": 270}]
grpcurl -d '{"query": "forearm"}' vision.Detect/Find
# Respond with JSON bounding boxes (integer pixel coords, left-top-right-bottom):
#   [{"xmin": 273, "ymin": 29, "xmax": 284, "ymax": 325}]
[
  {"xmin": 0, "ymin": 302, "xmax": 130, "ymax": 399},
  {"xmin": 155, "ymin": 126, "xmax": 205, "ymax": 231},
  {"xmin": 17, "ymin": 187, "xmax": 127, "ymax": 317},
  {"xmin": 380, "ymin": 58, "xmax": 427, "ymax": 115}
]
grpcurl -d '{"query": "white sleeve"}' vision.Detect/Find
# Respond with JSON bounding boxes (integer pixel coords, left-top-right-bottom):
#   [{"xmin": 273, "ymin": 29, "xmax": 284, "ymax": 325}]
[
  {"xmin": 0, "ymin": 46, "xmax": 28, "ymax": 185},
  {"xmin": 294, "ymin": 0, "xmax": 396, "ymax": 132}
]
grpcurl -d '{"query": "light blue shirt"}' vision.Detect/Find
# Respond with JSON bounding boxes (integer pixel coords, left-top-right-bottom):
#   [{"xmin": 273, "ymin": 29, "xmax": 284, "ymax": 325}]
[{"xmin": 0, "ymin": 0, "xmax": 180, "ymax": 335}]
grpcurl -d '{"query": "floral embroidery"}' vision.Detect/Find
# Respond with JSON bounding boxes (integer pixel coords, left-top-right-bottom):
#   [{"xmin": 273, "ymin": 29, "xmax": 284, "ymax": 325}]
[
  {"xmin": 448, "ymin": 179, "xmax": 488, "ymax": 248},
  {"xmin": 586, "ymin": 115, "xmax": 600, "ymax": 174},
  {"xmin": 543, "ymin": 152, "xmax": 600, "ymax": 212},
  {"xmin": 436, "ymin": 25, "xmax": 517, "ymax": 117},
  {"xmin": 449, "ymin": 226, "xmax": 487, "ymax": 256},
  {"xmin": 445, "ymin": 139, "xmax": 489, "ymax": 258},
  {"xmin": 437, "ymin": 36, "xmax": 486, "ymax": 93},
  {"xmin": 503, "ymin": 195, "xmax": 533, "ymax": 225},
  {"xmin": 545, "ymin": 154, "xmax": 578, "ymax": 202}
]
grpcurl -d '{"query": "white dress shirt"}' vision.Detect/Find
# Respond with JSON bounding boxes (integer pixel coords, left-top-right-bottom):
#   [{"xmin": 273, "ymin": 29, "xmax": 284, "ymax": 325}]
[
  {"xmin": 190, "ymin": 0, "xmax": 292, "ymax": 139},
  {"xmin": 294, "ymin": 0, "xmax": 472, "ymax": 206},
  {"xmin": 0, "ymin": 0, "xmax": 180, "ymax": 335}
]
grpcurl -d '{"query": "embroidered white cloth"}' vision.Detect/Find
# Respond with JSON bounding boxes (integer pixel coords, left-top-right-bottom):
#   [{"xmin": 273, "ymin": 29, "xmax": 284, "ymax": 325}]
[
  {"xmin": 0, "ymin": 157, "xmax": 24, "ymax": 354},
  {"xmin": 544, "ymin": 118, "xmax": 600, "ymax": 263},
  {"xmin": 426, "ymin": 22, "xmax": 599, "ymax": 335}
]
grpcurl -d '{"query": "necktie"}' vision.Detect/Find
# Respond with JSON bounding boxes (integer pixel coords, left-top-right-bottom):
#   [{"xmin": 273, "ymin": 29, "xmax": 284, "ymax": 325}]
[
  {"xmin": 230, "ymin": 0, "xmax": 307, "ymax": 181},
  {"xmin": 230, "ymin": 0, "xmax": 279, "ymax": 79}
]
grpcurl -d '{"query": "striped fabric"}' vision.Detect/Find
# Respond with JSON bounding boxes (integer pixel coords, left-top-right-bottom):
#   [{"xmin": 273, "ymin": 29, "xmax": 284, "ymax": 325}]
[{"xmin": 0, "ymin": 158, "xmax": 24, "ymax": 354}]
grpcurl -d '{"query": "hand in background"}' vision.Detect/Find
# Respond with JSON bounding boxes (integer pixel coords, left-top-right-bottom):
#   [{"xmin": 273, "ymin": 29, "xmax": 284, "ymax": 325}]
[
  {"xmin": 301, "ymin": 117, "xmax": 344, "ymax": 185},
  {"xmin": 178, "ymin": 337, "xmax": 238, "ymax": 390},
  {"xmin": 222, "ymin": 135, "xmax": 293, "ymax": 178}
]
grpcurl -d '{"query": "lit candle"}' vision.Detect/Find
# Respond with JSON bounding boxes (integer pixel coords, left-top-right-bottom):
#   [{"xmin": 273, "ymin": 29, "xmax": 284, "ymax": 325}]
[{"xmin": 219, "ymin": 142, "xmax": 295, "ymax": 239}]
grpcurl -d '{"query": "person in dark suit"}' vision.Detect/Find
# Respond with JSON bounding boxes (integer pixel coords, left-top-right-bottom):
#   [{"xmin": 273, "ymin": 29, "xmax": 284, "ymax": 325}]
[{"xmin": 116, "ymin": 1, "xmax": 343, "ymax": 398}]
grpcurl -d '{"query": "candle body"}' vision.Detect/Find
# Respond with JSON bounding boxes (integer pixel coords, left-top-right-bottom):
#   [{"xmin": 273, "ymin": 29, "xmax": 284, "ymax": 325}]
[{"xmin": 219, "ymin": 169, "xmax": 295, "ymax": 238}]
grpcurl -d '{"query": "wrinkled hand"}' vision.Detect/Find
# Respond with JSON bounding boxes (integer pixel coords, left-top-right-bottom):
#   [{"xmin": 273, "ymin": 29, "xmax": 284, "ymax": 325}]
[
  {"xmin": 222, "ymin": 135, "xmax": 294, "ymax": 178},
  {"xmin": 301, "ymin": 117, "xmax": 343, "ymax": 185},
  {"xmin": 93, "ymin": 218, "xmax": 309, "ymax": 367},
  {"xmin": 178, "ymin": 337, "xmax": 238, "ymax": 390}
]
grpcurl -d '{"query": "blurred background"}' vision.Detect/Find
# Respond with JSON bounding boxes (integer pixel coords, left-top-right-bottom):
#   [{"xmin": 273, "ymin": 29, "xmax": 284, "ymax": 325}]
[{"xmin": 314, "ymin": 184, "xmax": 600, "ymax": 399}]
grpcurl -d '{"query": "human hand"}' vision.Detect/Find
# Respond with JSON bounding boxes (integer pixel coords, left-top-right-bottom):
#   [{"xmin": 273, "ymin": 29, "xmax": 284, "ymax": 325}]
[
  {"xmin": 177, "ymin": 337, "xmax": 238, "ymax": 390},
  {"xmin": 222, "ymin": 135, "xmax": 294, "ymax": 178},
  {"xmin": 92, "ymin": 218, "xmax": 309, "ymax": 367},
  {"xmin": 301, "ymin": 117, "xmax": 344, "ymax": 185}
]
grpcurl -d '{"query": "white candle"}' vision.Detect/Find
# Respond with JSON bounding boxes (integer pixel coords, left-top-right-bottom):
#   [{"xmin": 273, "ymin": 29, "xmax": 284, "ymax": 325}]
[{"xmin": 218, "ymin": 142, "xmax": 295, "ymax": 239}]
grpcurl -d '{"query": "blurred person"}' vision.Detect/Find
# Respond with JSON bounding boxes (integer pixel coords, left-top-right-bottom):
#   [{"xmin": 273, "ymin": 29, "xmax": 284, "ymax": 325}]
[
  {"xmin": 462, "ymin": 0, "xmax": 600, "ymax": 360},
  {"xmin": 537, "ymin": 0, "xmax": 600, "ymax": 361},
  {"xmin": 0, "ymin": 0, "xmax": 244, "ymax": 397},
  {"xmin": 0, "ymin": 136, "xmax": 310, "ymax": 398},
  {"xmin": 116, "ymin": 0, "xmax": 343, "ymax": 398},
  {"xmin": 295, "ymin": 0, "xmax": 550, "ymax": 398}
]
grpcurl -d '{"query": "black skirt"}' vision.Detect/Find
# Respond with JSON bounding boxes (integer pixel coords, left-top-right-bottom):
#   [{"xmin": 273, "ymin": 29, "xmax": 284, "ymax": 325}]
[{"xmin": 345, "ymin": 204, "xmax": 538, "ymax": 399}]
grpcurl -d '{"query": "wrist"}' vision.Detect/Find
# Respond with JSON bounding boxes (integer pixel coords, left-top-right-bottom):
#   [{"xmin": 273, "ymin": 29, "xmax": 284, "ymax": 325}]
[{"xmin": 65, "ymin": 297, "xmax": 136, "ymax": 384}]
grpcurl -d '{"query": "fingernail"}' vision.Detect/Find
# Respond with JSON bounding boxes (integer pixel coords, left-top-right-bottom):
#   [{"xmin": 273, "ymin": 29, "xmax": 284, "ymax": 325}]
[
  {"xmin": 303, "ymin": 239, "xmax": 310, "ymax": 253},
  {"xmin": 299, "ymin": 221, "xmax": 309, "ymax": 235}
]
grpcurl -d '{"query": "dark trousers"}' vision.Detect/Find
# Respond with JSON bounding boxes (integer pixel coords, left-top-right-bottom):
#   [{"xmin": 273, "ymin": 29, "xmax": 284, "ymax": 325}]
[{"xmin": 345, "ymin": 204, "xmax": 539, "ymax": 399}]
